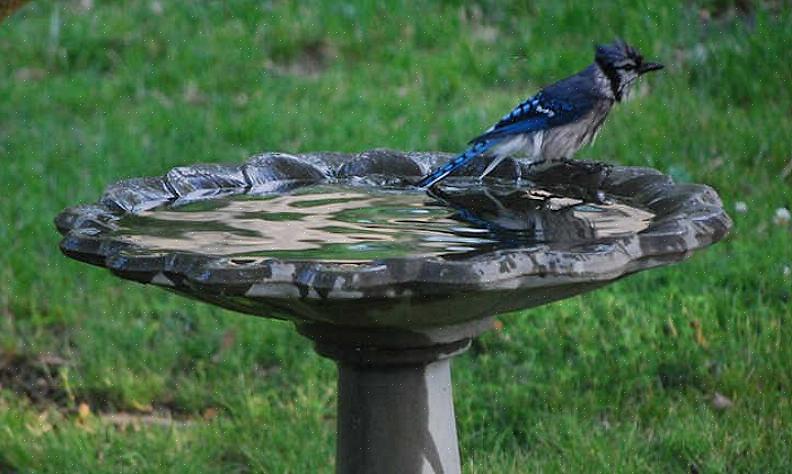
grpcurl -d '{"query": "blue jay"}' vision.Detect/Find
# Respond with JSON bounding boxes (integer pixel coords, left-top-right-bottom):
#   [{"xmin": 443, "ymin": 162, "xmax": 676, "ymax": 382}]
[{"xmin": 417, "ymin": 40, "xmax": 663, "ymax": 188}]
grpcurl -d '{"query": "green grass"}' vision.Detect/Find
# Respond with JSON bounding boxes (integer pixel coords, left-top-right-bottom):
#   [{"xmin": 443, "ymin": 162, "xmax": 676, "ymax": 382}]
[{"xmin": 2, "ymin": 0, "xmax": 791, "ymax": 472}]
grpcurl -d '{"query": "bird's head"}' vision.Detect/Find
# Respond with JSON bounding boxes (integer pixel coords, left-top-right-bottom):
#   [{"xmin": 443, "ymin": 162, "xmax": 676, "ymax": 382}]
[{"xmin": 595, "ymin": 39, "xmax": 663, "ymax": 101}]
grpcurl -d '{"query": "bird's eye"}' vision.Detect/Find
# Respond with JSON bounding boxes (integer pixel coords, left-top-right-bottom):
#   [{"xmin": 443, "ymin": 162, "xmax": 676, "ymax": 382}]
[{"xmin": 614, "ymin": 60, "xmax": 637, "ymax": 71}]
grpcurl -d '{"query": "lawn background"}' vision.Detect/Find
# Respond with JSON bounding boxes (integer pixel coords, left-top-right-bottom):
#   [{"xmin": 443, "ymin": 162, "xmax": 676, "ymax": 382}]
[{"xmin": 1, "ymin": 0, "xmax": 791, "ymax": 472}]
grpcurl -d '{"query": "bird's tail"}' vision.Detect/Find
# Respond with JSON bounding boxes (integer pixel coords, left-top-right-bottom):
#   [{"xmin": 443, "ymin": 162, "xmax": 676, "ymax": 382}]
[{"xmin": 416, "ymin": 140, "xmax": 493, "ymax": 188}]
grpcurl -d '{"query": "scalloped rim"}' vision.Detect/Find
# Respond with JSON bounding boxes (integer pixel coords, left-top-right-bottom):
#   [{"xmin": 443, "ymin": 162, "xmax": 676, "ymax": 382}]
[{"xmin": 55, "ymin": 150, "xmax": 732, "ymax": 298}]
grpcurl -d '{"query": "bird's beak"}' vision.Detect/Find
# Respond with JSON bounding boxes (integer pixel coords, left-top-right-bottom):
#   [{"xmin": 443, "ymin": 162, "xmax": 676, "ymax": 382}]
[{"xmin": 639, "ymin": 62, "xmax": 664, "ymax": 74}]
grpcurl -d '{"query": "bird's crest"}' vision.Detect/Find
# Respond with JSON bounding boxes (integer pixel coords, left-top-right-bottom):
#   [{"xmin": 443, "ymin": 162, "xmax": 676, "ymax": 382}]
[{"xmin": 595, "ymin": 39, "xmax": 642, "ymax": 70}]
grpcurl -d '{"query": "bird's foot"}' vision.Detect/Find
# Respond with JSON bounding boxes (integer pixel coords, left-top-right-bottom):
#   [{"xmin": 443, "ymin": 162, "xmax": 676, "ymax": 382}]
[
  {"xmin": 521, "ymin": 158, "xmax": 613, "ymax": 205},
  {"xmin": 582, "ymin": 161, "xmax": 613, "ymax": 178}
]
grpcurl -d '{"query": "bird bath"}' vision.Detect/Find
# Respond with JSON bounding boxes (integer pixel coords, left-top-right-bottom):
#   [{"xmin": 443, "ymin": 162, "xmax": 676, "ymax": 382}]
[{"xmin": 56, "ymin": 150, "xmax": 730, "ymax": 474}]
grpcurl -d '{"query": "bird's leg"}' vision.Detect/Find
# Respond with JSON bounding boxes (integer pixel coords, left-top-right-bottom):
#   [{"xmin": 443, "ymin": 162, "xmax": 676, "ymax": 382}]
[{"xmin": 478, "ymin": 155, "xmax": 507, "ymax": 182}]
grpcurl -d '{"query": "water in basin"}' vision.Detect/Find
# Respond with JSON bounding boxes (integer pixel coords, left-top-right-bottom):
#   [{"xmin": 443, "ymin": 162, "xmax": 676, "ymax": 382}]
[{"xmin": 110, "ymin": 184, "xmax": 655, "ymax": 262}]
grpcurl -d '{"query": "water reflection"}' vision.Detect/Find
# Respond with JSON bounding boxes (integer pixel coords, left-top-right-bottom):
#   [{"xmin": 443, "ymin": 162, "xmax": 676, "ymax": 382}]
[
  {"xmin": 429, "ymin": 184, "xmax": 654, "ymax": 250},
  {"xmin": 112, "ymin": 184, "xmax": 655, "ymax": 262}
]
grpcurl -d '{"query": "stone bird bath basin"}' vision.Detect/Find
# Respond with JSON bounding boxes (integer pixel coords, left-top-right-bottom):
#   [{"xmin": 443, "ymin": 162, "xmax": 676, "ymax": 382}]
[{"xmin": 56, "ymin": 150, "xmax": 731, "ymax": 474}]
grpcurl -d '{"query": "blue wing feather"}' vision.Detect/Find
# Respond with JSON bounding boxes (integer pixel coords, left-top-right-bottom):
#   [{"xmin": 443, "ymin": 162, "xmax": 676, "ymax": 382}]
[
  {"xmin": 469, "ymin": 116, "xmax": 549, "ymax": 142},
  {"xmin": 468, "ymin": 91, "xmax": 591, "ymax": 144}
]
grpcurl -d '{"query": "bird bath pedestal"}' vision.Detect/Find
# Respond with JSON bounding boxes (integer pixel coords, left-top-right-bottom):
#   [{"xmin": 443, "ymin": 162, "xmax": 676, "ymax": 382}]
[{"xmin": 56, "ymin": 150, "xmax": 730, "ymax": 474}]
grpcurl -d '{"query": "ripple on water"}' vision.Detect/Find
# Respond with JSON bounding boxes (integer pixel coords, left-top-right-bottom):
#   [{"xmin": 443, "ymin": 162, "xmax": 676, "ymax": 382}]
[{"xmin": 110, "ymin": 184, "xmax": 655, "ymax": 262}]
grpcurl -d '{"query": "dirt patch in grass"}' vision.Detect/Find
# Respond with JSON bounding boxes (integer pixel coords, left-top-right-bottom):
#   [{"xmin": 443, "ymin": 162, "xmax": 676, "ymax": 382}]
[
  {"xmin": 696, "ymin": 0, "xmax": 786, "ymax": 24},
  {"xmin": 265, "ymin": 39, "xmax": 337, "ymax": 77},
  {"xmin": 0, "ymin": 351, "xmax": 236, "ymax": 429},
  {"xmin": 0, "ymin": 456, "xmax": 19, "ymax": 474},
  {"xmin": 0, "ymin": 353, "xmax": 70, "ymax": 407}
]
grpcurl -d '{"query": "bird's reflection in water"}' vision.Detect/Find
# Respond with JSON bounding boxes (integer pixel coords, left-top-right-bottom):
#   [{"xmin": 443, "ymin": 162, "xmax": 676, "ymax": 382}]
[
  {"xmin": 427, "ymin": 181, "xmax": 654, "ymax": 257},
  {"xmin": 111, "ymin": 184, "xmax": 654, "ymax": 262}
]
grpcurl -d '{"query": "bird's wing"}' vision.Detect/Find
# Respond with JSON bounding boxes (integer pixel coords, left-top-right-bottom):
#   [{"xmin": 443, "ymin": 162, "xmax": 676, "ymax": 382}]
[{"xmin": 469, "ymin": 89, "xmax": 596, "ymax": 145}]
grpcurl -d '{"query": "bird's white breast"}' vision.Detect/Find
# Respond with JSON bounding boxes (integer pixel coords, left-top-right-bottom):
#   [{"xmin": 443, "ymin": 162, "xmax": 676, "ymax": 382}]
[{"xmin": 489, "ymin": 132, "xmax": 545, "ymax": 163}]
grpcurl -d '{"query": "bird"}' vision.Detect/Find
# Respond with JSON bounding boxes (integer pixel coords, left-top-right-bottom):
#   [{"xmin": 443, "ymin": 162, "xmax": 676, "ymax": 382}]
[{"xmin": 416, "ymin": 39, "xmax": 663, "ymax": 188}]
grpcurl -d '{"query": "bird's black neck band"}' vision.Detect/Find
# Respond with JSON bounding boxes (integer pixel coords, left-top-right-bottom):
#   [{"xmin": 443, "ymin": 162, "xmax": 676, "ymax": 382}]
[{"xmin": 598, "ymin": 61, "xmax": 622, "ymax": 101}]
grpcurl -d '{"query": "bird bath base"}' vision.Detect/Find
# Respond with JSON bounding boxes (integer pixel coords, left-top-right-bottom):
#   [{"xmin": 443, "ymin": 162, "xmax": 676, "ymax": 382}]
[
  {"xmin": 300, "ymin": 322, "xmax": 488, "ymax": 474},
  {"xmin": 55, "ymin": 150, "xmax": 731, "ymax": 473}
]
